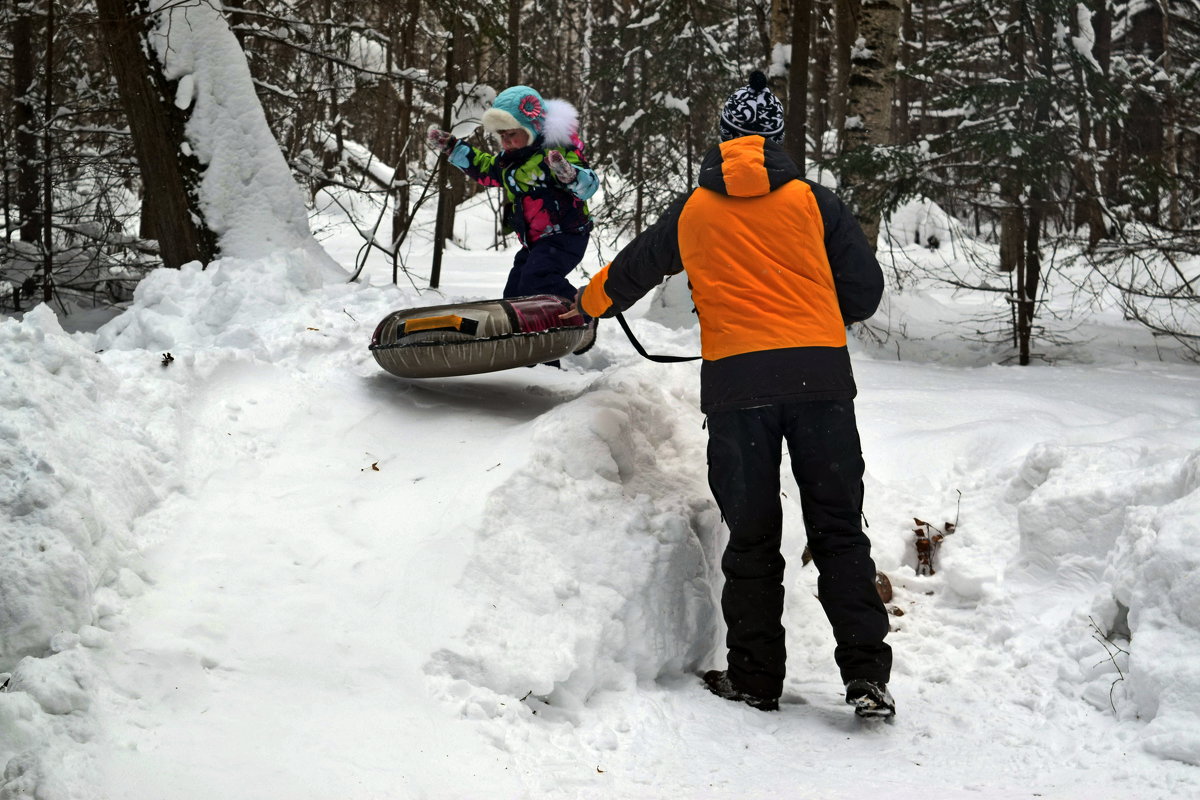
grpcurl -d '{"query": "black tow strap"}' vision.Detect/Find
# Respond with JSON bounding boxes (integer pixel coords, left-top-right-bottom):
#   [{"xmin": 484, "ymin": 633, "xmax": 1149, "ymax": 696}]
[{"xmin": 613, "ymin": 312, "xmax": 701, "ymax": 363}]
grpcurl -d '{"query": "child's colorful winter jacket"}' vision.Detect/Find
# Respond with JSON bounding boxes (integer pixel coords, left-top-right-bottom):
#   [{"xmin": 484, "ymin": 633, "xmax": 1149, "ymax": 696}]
[{"xmin": 445, "ymin": 87, "xmax": 598, "ymax": 246}]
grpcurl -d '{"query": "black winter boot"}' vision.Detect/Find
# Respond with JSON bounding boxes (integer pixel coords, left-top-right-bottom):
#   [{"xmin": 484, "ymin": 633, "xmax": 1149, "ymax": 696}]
[
  {"xmin": 701, "ymin": 670, "xmax": 779, "ymax": 712},
  {"xmin": 845, "ymin": 679, "xmax": 895, "ymax": 719}
]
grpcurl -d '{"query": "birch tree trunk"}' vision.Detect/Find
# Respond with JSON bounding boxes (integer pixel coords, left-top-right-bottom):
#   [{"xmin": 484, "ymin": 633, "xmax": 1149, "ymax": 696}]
[{"xmin": 843, "ymin": 0, "xmax": 902, "ymax": 249}]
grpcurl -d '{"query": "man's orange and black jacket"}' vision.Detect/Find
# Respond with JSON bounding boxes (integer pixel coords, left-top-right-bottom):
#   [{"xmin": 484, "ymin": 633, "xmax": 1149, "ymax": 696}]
[{"xmin": 579, "ymin": 135, "xmax": 884, "ymax": 413}]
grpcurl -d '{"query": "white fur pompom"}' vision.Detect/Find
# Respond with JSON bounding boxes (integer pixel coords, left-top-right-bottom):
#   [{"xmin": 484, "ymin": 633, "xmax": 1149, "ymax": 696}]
[{"xmin": 541, "ymin": 98, "xmax": 580, "ymax": 147}]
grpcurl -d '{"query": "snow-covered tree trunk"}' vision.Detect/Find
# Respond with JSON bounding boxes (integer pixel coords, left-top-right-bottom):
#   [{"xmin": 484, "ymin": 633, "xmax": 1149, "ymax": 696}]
[
  {"xmin": 390, "ymin": 0, "xmax": 421, "ymax": 244},
  {"xmin": 844, "ymin": 0, "xmax": 902, "ymax": 249},
  {"xmin": 1072, "ymin": 0, "xmax": 1109, "ymax": 247},
  {"xmin": 95, "ymin": 0, "xmax": 216, "ymax": 270},
  {"xmin": 99, "ymin": 0, "xmax": 340, "ymax": 276}
]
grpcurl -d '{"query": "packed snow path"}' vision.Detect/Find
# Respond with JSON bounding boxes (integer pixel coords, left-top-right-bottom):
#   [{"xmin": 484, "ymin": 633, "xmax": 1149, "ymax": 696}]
[
  {"xmin": 93, "ymin": 361, "xmax": 548, "ymax": 798},
  {"xmin": 4, "ymin": 246, "xmax": 1200, "ymax": 799}
]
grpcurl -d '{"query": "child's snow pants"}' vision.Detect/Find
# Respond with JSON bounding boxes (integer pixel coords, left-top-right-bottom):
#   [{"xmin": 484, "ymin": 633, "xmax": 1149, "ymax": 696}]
[{"xmin": 503, "ymin": 232, "xmax": 589, "ymax": 301}]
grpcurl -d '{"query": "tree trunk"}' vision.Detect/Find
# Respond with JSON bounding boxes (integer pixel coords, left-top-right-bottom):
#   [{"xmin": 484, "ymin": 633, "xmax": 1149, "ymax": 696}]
[
  {"xmin": 784, "ymin": 0, "xmax": 812, "ymax": 166},
  {"xmin": 1072, "ymin": 0, "xmax": 1107, "ymax": 247},
  {"xmin": 12, "ymin": 0, "xmax": 40, "ymax": 244},
  {"xmin": 40, "ymin": 0, "xmax": 55, "ymax": 302},
  {"xmin": 895, "ymin": 0, "xmax": 913, "ymax": 144},
  {"xmin": 844, "ymin": 0, "xmax": 902, "ymax": 249},
  {"xmin": 391, "ymin": 0, "xmax": 421, "ymax": 247},
  {"xmin": 95, "ymin": 0, "xmax": 215, "ymax": 268},
  {"xmin": 810, "ymin": 0, "xmax": 833, "ymax": 156},
  {"xmin": 431, "ymin": 23, "xmax": 458, "ymax": 289},
  {"xmin": 507, "ymin": 0, "xmax": 521, "ymax": 86},
  {"xmin": 320, "ymin": 0, "xmax": 343, "ymax": 183},
  {"xmin": 1126, "ymin": 1, "xmax": 1165, "ymax": 217},
  {"xmin": 1019, "ymin": 186, "xmax": 1044, "ymax": 365},
  {"xmin": 1159, "ymin": 0, "xmax": 1181, "ymax": 229},
  {"xmin": 771, "ymin": 0, "xmax": 790, "ymax": 59},
  {"xmin": 1010, "ymin": 1, "xmax": 1054, "ymax": 365},
  {"xmin": 830, "ymin": 0, "xmax": 856, "ymax": 153}
]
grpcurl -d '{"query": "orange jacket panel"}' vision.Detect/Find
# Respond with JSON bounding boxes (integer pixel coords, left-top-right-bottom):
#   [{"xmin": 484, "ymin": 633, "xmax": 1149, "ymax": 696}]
[{"xmin": 680, "ymin": 178, "xmax": 847, "ymax": 361}]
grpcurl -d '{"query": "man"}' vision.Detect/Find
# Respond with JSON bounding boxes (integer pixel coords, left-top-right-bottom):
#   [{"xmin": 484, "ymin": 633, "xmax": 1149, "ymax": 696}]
[{"xmin": 572, "ymin": 71, "xmax": 894, "ymax": 718}]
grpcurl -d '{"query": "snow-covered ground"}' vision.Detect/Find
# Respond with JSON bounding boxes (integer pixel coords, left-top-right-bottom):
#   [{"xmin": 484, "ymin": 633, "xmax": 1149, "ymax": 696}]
[{"xmin": 2, "ymin": 189, "xmax": 1200, "ymax": 799}]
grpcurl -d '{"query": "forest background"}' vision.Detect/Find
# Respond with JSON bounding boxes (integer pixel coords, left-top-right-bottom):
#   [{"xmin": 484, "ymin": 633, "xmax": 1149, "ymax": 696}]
[{"xmin": 0, "ymin": 0, "xmax": 1197, "ymax": 364}]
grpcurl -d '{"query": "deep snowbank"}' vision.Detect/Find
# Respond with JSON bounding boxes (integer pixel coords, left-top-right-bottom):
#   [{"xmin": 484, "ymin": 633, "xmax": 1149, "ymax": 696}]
[
  {"xmin": 427, "ymin": 363, "xmax": 722, "ymax": 716},
  {"xmin": 0, "ymin": 306, "xmax": 171, "ymax": 670},
  {"xmin": 0, "ymin": 305, "xmax": 182, "ymax": 797},
  {"xmin": 1, "ymin": 255, "xmax": 411, "ymax": 796}
]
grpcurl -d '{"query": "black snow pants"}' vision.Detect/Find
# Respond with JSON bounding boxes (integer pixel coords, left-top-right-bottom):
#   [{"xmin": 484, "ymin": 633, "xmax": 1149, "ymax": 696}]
[{"xmin": 705, "ymin": 399, "xmax": 892, "ymax": 700}]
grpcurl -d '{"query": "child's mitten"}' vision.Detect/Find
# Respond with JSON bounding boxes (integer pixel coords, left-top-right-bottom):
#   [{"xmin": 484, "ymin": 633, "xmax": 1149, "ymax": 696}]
[
  {"xmin": 426, "ymin": 127, "xmax": 455, "ymax": 153},
  {"xmin": 545, "ymin": 149, "xmax": 578, "ymax": 184}
]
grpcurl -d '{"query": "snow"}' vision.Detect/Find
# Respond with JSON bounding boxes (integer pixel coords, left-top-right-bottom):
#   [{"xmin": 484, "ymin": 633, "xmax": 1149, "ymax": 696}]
[
  {"xmin": 659, "ymin": 92, "xmax": 691, "ymax": 116},
  {"xmin": 1070, "ymin": 3, "xmax": 1104, "ymax": 73},
  {"xmin": 451, "ymin": 83, "xmax": 498, "ymax": 139},
  {"xmin": 145, "ymin": 0, "xmax": 340, "ymax": 274},
  {"xmin": 5, "ymin": 148, "xmax": 1200, "ymax": 800},
  {"xmin": 3, "ymin": 187, "xmax": 1200, "ymax": 798},
  {"xmin": 619, "ymin": 110, "xmax": 647, "ymax": 134},
  {"xmin": 626, "ymin": 12, "xmax": 662, "ymax": 29},
  {"xmin": 770, "ymin": 43, "xmax": 790, "ymax": 79}
]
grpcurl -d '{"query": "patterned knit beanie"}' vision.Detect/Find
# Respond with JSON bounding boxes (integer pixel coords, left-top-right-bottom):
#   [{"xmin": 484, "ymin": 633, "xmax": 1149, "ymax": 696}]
[
  {"xmin": 482, "ymin": 85, "xmax": 546, "ymax": 142},
  {"xmin": 719, "ymin": 71, "xmax": 785, "ymax": 143}
]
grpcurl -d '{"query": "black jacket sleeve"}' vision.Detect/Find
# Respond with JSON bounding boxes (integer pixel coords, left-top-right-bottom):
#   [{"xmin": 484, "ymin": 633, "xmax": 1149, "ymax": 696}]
[
  {"xmin": 806, "ymin": 180, "xmax": 885, "ymax": 324},
  {"xmin": 584, "ymin": 193, "xmax": 689, "ymax": 317}
]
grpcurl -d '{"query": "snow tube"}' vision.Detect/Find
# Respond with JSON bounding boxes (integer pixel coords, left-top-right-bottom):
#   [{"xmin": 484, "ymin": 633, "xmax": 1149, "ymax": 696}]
[{"xmin": 369, "ymin": 294, "xmax": 597, "ymax": 379}]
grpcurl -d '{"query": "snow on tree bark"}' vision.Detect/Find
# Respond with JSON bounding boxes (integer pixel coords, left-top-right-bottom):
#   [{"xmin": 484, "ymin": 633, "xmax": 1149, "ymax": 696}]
[
  {"xmin": 95, "ymin": 0, "xmax": 216, "ymax": 270},
  {"xmin": 141, "ymin": 0, "xmax": 339, "ymax": 275},
  {"xmin": 843, "ymin": 0, "xmax": 902, "ymax": 250},
  {"xmin": 99, "ymin": 0, "xmax": 341, "ymax": 276}
]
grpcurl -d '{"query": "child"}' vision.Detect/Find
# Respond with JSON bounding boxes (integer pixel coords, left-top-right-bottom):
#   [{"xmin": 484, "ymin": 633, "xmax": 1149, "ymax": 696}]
[{"xmin": 427, "ymin": 85, "xmax": 599, "ymax": 303}]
